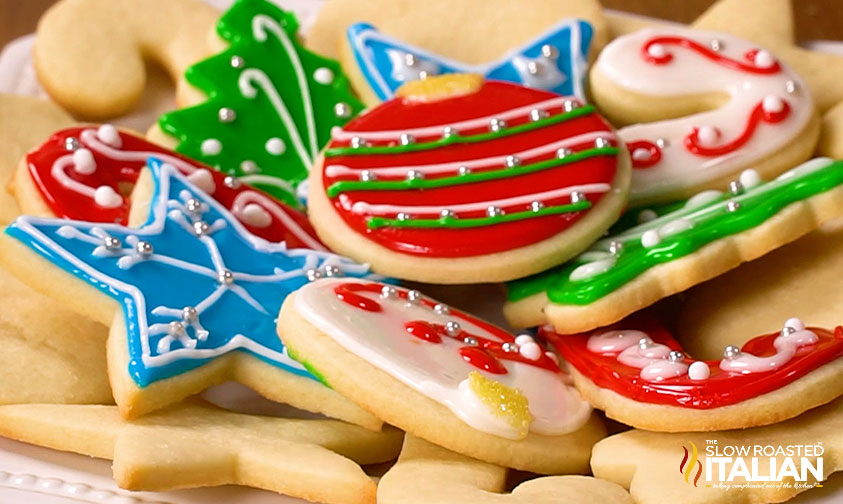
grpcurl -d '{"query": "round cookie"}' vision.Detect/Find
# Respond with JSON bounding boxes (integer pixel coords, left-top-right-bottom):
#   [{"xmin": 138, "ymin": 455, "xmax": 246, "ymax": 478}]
[
  {"xmin": 279, "ymin": 278, "xmax": 606, "ymax": 474},
  {"xmin": 542, "ymin": 312, "xmax": 843, "ymax": 432},
  {"xmin": 308, "ymin": 75, "xmax": 631, "ymax": 284},
  {"xmin": 15, "ymin": 124, "xmax": 324, "ymax": 249},
  {"xmin": 590, "ymin": 26, "xmax": 819, "ymax": 206},
  {"xmin": 34, "ymin": 0, "xmax": 219, "ymax": 119}
]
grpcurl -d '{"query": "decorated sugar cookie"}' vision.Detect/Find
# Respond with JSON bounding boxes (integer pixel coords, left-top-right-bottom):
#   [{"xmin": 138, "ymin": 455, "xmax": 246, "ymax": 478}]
[
  {"xmin": 342, "ymin": 19, "xmax": 593, "ymax": 105},
  {"xmin": 279, "ymin": 278, "xmax": 605, "ymax": 474},
  {"xmin": 590, "ymin": 27, "xmax": 819, "ymax": 206},
  {"xmin": 505, "ymin": 159, "xmax": 843, "ymax": 332},
  {"xmin": 308, "ymin": 75, "xmax": 630, "ymax": 284},
  {"xmin": 157, "ymin": 0, "xmax": 363, "ymax": 206},
  {"xmin": 542, "ymin": 312, "xmax": 843, "ymax": 431},
  {"xmin": 15, "ymin": 125, "xmax": 323, "ymax": 249},
  {"xmin": 0, "ymin": 160, "xmax": 383, "ymax": 426}
]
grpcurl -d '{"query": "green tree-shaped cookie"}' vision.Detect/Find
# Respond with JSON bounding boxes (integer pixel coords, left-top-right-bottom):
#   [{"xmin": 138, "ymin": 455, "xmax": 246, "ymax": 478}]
[{"xmin": 158, "ymin": 0, "xmax": 364, "ymax": 207}]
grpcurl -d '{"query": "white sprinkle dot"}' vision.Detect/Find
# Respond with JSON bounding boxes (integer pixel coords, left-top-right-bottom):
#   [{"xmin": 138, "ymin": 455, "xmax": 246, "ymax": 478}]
[
  {"xmin": 570, "ymin": 258, "xmax": 616, "ymax": 281},
  {"xmin": 784, "ymin": 317, "xmax": 805, "ymax": 331},
  {"xmin": 688, "ymin": 361, "xmax": 710, "ymax": 381},
  {"xmin": 632, "ymin": 147, "xmax": 652, "ymax": 161},
  {"xmin": 240, "ymin": 160, "xmax": 259, "ymax": 174},
  {"xmin": 93, "ymin": 185, "xmax": 122, "ymax": 208},
  {"xmin": 201, "ymin": 139, "xmax": 222, "ymax": 156},
  {"xmin": 638, "ymin": 209, "xmax": 658, "ymax": 223},
  {"xmin": 515, "ymin": 334, "xmax": 534, "ymax": 347},
  {"xmin": 72, "ymin": 148, "xmax": 96, "ymax": 175},
  {"xmin": 186, "ymin": 169, "xmax": 216, "ymax": 194},
  {"xmin": 265, "ymin": 137, "xmax": 286, "ymax": 156},
  {"xmin": 519, "ymin": 342, "xmax": 543, "ymax": 361},
  {"xmin": 239, "ymin": 203, "xmax": 273, "ymax": 228},
  {"xmin": 96, "ymin": 124, "xmax": 121, "ymax": 148},
  {"xmin": 647, "ymin": 43, "xmax": 666, "ymax": 58},
  {"xmin": 641, "ymin": 229, "xmax": 661, "ymax": 248},
  {"xmin": 739, "ymin": 169, "xmax": 762, "ymax": 189},
  {"xmin": 753, "ymin": 49, "xmax": 775, "ymax": 68},
  {"xmin": 762, "ymin": 95, "xmax": 784, "ymax": 114},
  {"xmin": 659, "ymin": 218, "xmax": 693, "ymax": 237},
  {"xmin": 314, "ymin": 67, "xmax": 334, "ymax": 84},
  {"xmin": 696, "ymin": 126, "xmax": 719, "ymax": 146}
]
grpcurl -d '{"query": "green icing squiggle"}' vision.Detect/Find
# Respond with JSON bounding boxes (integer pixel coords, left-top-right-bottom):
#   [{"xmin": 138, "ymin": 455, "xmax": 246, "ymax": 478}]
[
  {"xmin": 507, "ymin": 158, "xmax": 843, "ymax": 305},
  {"xmin": 158, "ymin": 0, "xmax": 363, "ymax": 207}
]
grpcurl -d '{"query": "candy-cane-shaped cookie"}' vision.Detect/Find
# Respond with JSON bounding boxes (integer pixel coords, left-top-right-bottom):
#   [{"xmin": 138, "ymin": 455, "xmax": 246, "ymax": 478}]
[
  {"xmin": 542, "ymin": 313, "xmax": 843, "ymax": 432},
  {"xmin": 308, "ymin": 75, "xmax": 630, "ymax": 283},
  {"xmin": 15, "ymin": 125, "xmax": 324, "ymax": 249},
  {"xmin": 591, "ymin": 27, "xmax": 818, "ymax": 206},
  {"xmin": 279, "ymin": 278, "xmax": 604, "ymax": 474}
]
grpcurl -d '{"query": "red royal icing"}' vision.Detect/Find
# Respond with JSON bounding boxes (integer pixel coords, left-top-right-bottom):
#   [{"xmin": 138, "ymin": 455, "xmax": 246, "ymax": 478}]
[
  {"xmin": 684, "ymin": 100, "xmax": 790, "ymax": 156},
  {"xmin": 334, "ymin": 282, "xmax": 559, "ymax": 374},
  {"xmin": 541, "ymin": 313, "xmax": 843, "ymax": 409},
  {"xmin": 322, "ymin": 81, "xmax": 621, "ymax": 257},
  {"xmin": 626, "ymin": 140, "xmax": 662, "ymax": 169},
  {"xmin": 641, "ymin": 36, "xmax": 782, "ymax": 74},
  {"xmin": 26, "ymin": 126, "xmax": 323, "ymax": 249}
]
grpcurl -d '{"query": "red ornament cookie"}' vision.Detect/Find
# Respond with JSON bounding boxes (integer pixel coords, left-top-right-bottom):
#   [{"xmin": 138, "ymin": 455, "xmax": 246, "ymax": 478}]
[
  {"xmin": 16, "ymin": 125, "xmax": 323, "ymax": 249},
  {"xmin": 541, "ymin": 313, "xmax": 843, "ymax": 432},
  {"xmin": 308, "ymin": 75, "xmax": 631, "ymax": 283}
]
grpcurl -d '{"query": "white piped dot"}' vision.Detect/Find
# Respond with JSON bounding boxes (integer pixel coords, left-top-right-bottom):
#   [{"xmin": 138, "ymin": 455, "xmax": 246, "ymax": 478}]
[
  {"xmin": 265, "ymin": 137, "xmax": 286, "ymax": 155},
  {"xmin": 753, "ymin": 49, "xmax": 775, "ymax": 68},
  {"xmin": 739, "ymin": 169, "xmax": 762, "ymax": 189},
  {"xmin": 515, "ymin": 334, "xmax": 535, "ymax": 347},
  {"xmin": 631, "ymin": 147, "xmax": 652, "ymax": 161},
  {"xmin": 240, "ymin": 160, "xmax": 259, "ymax": 174},
  {"xmin": 314, "ymin": 67, "xmax": 334, "ymax": 84},
  {"xmin": 93, "ymin": 185, "xmax": 122, "ymax": 208},
  {"xmin": 696, "ymin": 126, "xmax": 719, "ymax": 146},
  {"xmin": 519, "ymin": 342, "xmax": 543, "ymax": 361},
  {"xmin": 201, "ymin": 138, "xmax": 222, "ymax": 156},
  {"xmin": 762, "ymin": 95, "xmax": 785, "ymax": 114},
  {"xmin": 240, "ymin": 203, "xmax": 273, "ymax": 228},
  {"xmin": 659, "ymin": 218, "xmax": 693, "ymax": 237},
  {"xmin": 784, "ymin": 317, "xmax": 805, "ymax": 331},
  {"xmin": 72, "ymin": 148, "xmax": 96, "ymax": 175},
  {"xmin": 186, "ymin": 169, "xmax": 216, "ymax": 194},
  {"xmin": 638, "ymin": 209, "xmax": 658, "ymax": 223},
  {"xmin": 688, "ymin": 361, "xmax": 710, "ymax": 381},
  {"xmin": 96, "ymin": 124, "xmax": 121, "ymax": 148},
  {"xmin": 647, "ymin": 43, "xmax": 666, "ymax": 58},
  {"xmin": 641, "ymin": 229, "xmax": 661, "ymax": 248}
]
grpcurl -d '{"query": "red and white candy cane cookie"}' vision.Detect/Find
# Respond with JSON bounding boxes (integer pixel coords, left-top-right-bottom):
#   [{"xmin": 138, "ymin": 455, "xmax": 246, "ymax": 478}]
[
  {"xmin": 541, "ymin": 312, "xmax": 843, "ymax": 432},
  {"xmin": 16, "ymin": 125, "xmax": 323, "ymax": 249},
  {"xmin": 279, "ymin": 278, "xmax": 604, "ymax": 474},
  {"xmin": 308, "ymin": 74, "xmax": 630, "ymax": 283},
  {"xmin": 590, "ymin": 27, "xmax": 818, "ymax": 206}
]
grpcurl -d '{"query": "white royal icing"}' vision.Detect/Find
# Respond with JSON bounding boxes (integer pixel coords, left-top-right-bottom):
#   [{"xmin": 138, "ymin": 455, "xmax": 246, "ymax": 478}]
[
  {"xmin": 294, "ymin": 279, "xmax": 592, "ymax": 440},
  {"xmin": 596, "ymin": 27, "xmax": 813, "ymax": 203}
]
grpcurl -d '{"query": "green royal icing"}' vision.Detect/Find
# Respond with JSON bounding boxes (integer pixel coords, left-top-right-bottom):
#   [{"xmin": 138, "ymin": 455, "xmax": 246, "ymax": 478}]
[
  {"xmin": 158, "ymin": 0, "xmax": 364, "ymax": 207},
  {"xmin": 507, "ymin": 158, "xmax": 843, "ymax": 305},
  {"xmin": 326, "ymin": 146, "xmax": 619, "ymax": 198}
]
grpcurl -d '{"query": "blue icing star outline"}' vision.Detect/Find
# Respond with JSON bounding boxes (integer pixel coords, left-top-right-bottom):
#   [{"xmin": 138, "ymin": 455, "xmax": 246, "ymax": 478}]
[
  {"xmin": 347, "ymin": 18, "xmax": 594, "ymax": 101},
  {"xmin": 5, "ymin": 158, "xmax": 384, "ymax": 387}
]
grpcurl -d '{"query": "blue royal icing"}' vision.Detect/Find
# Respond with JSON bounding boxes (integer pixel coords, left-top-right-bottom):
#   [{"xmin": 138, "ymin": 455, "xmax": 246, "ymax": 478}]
[
  {"xmin": 5, "ymin": 158, "xmax": 385, "ymax": 387},
  {"xmin": 346, "ymin": 19, "xmax": 594, "ymax": 101}
]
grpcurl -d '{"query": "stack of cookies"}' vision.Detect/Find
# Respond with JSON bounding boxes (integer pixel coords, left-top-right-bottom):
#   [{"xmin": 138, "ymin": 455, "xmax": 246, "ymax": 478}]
[{"xmin": 1, "ymin": 0, "xmax": 843, "ymax": 502}]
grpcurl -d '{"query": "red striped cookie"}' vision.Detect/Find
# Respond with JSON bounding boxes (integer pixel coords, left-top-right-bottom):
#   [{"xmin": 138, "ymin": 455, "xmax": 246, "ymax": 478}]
[{"xmin": 308, "ymin": 75, "xmax": 631, "ymax": 283}]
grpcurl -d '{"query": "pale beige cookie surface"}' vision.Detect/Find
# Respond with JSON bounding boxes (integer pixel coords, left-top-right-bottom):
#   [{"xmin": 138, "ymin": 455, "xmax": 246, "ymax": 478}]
[
  {"xmin": 504, "ymin": 160, "xmax": 843, "ymax": 333},
  {"xmin": 680, "ymin": 218, "xmax": 843, "ymax": 356},
  {"xmin": 34, "ymin": 0, "xmax": 218, "ymax": 119},
  {"xmin": 278, "ymin": 280, "xmax": 606, "ymax": 475},
  {"xmin": 591, "ymin": 395, "xmax": 843, "ymax": 503},
  {"xmin": 378, "ymin": 435, "xmax": 632, "ymax": 504},
  {"xmin": 0, "ymin": 168, "xmax": 380, "ymax": 429},
  {"xmin": 0, "ymin": 401, "xmax": 403, "ymax": 504}
]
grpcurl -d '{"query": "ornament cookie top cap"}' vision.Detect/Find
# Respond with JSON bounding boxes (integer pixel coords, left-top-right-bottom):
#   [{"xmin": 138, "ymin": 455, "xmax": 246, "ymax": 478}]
[{"xmin": 309, "ymin": 77, "xmax": 630, "ymax": 284}]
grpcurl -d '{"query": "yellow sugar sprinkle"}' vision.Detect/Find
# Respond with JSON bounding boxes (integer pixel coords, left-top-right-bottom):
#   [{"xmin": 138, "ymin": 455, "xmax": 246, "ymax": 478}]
[
  {"xmin": 468, "ymin": 371, "xmax": 533, "ymax": 438},
  {"xmin": 396, "ymin": 74, "xmax": 484, "ymax": 102}
]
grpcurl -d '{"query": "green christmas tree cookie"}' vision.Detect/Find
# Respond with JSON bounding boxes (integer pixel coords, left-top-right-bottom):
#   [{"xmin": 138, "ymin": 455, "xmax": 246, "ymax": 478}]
[{"xmin": 158, "ymin": 0, "xmax": 364, "ymax": 207}]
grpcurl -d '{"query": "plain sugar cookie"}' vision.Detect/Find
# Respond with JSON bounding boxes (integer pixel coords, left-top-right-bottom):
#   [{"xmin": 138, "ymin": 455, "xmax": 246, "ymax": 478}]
[
  {"xmin": 590, "ymin": 26, "xmax": 818, "ymax": 206},
  {"xmin": 279, "ymin": 278, "xmax": 606, "ymax": 474},
  {"xmin": 308, "ymin": 75, "xmax": 630, "ymax": 284}
]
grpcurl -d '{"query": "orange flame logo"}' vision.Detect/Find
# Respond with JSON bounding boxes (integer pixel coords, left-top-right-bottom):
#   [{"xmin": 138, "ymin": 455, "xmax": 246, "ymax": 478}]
[{"xmin": 680, "ymin": 441, "xmax": 703, "ymax": 486}]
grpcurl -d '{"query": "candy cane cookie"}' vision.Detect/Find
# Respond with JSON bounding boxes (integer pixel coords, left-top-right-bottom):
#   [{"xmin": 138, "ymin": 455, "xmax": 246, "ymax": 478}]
[
  {"xmin": 590, "ymin": 27, "xmax": 819, "ymax": 206},
  {"xmin": 542, "ymin": 312, "xmax": 843, "ymax": 432},
  {"xmin": 505, "ymin": 159, "xmax": 843, "ymax": 332},
  {"xmin": 278, "ymin": 278, "xmax": 605, "ymax": 474},
  {"xmin": 308, "ymin": 75, "xmax": 631, "ymax": 283},
  {"xmin": 14, "ymin": 125, "xmax": 324, "ymax": 249}
]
